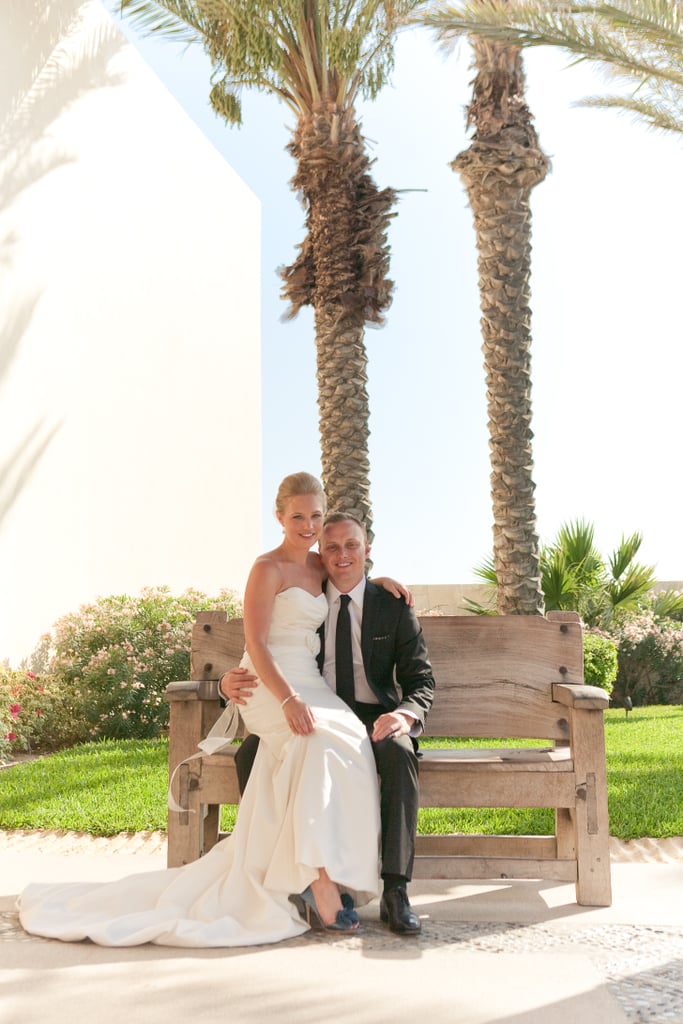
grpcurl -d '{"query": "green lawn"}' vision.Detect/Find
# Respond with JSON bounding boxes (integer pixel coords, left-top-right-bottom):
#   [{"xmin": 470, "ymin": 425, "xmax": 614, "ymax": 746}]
[{"xmin": 1, "ymin": 706, "xmax": 681, "ymax": 840}]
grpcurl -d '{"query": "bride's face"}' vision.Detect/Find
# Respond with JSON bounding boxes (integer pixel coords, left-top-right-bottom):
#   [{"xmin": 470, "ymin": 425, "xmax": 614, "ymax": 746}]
[{"xmin": 277, "ymin": 493, "xmax": 324, "ymax": 550}]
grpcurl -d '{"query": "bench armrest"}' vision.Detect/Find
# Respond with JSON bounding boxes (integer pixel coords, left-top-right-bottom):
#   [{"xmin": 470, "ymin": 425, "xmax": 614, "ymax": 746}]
[
  {"xmin": 165, "ymin": 679, "xmax": 220, "ymax": 702},
  {"xmin": 552, "ymin": 682, "xmax": 609, "ymax": 710}
]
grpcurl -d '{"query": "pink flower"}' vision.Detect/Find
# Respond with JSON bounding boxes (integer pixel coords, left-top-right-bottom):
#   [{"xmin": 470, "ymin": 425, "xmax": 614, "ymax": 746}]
[
  {"xmin": 9, "ymin": 704, "xmax": 21, "ymax": 719},
  {"xmin": 25, "ymin": 671, "xmax": 36, "ymax": 679},
  {"xmin": 36, "ymin": 708, "xmax": 43, "ymax": 716},
  {"xmin": 5, "ymin": 731, "xmax": 16, "ymax": 742}
]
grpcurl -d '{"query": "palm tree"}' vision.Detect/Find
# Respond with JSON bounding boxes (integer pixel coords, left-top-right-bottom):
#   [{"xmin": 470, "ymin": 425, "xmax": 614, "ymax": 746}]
[
  {"xmin": 420, "ymin": 0, "xmax": 683, "ymax": 136},
  {"xmin": 119, "ymin": 1, "xmax": 424, "ymax": 544},
  {"xmin": 416, "ymin": 6, "xmax": 549, "ymax": 613}
]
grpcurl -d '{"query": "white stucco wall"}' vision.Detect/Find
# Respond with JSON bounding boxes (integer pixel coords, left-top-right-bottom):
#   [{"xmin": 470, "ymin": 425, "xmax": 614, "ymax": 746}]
[{"xmin": 0, "ymin": 1, "xmax": 261, "ymax": 665}]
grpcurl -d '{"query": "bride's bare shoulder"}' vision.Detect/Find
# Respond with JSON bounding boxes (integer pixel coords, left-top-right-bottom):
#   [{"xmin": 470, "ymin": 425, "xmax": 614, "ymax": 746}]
[
  {"xmin": 255, "ymin": 547, "xmax": 283, "ymax": 564},
  {"xmin": 246, "ymin": 551, "xmax": 285, "ymax": 586}
]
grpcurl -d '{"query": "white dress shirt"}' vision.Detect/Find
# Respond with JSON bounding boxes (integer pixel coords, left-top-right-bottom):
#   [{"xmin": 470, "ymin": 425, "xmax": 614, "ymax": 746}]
[
  {"xmin": 323, "ymin": 579, "xmax": 420, "ymax": 733},
  {"xmin": 323, "ymin": 578, "xmax": 379, "ymax": 704}
]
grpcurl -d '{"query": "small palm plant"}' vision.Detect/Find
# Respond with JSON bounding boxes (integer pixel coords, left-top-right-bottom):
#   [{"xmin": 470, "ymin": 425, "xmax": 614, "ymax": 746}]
[{"xmin": 466, "ymin": 518, "xmax": 682, "ymax": 627}]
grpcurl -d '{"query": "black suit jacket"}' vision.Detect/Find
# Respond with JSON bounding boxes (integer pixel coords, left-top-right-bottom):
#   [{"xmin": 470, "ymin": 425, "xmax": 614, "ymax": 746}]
[{"xmin": 319, "ymin": 580, "xmax": 435, "ymax": 729}]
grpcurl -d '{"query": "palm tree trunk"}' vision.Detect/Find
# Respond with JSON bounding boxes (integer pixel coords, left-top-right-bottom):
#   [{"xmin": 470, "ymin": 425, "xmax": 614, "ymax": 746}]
[
  {"xmin": 281, "ymin": 101, "xmax": 396, "ymax": 546},
  {"xmin": 454, "ymin": 37, "xmax": 548, "ymax": 614},
  {"xmin": 314, "ymin": 306, "xmax": 373, "ymax": 539}
]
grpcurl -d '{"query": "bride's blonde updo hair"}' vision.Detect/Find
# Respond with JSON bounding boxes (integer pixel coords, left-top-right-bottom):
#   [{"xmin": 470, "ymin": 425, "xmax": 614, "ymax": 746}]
[{"xmin": 275, "ymin": 472, "xmax": 326, "ymax": 516}]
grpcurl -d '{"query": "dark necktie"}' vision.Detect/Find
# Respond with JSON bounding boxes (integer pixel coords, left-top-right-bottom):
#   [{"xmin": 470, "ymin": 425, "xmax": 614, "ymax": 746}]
[{"xmin": 335, "ymin": 594, "xmax": 355, "ymax": 709}]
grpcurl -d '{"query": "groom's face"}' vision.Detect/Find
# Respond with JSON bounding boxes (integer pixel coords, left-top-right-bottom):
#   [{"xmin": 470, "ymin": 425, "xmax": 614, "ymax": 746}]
[{"xmin": 319, "ymin": 519, "xmax": 370, "ymax": 593}]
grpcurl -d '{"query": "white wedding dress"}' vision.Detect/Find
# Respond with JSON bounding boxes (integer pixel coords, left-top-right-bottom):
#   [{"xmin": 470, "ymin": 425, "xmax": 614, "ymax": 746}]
[{"xmin": 18, "ymin": 588, "xmax": 381, "ymax": 947}]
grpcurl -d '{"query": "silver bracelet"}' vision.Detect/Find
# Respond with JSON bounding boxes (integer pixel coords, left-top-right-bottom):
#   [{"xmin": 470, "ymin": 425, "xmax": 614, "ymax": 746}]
[{"xmin": 281, "ymin": 692, "xmax": 300, "ymax": 709}]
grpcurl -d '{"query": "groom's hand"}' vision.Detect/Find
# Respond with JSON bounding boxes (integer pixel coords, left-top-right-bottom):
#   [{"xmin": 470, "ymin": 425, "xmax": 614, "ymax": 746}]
[
  {"xmin": 219, "ymin": 667, "xmax": 258, "ymax": 705},
  {"xmin": 372, "ymin": 711, "xmax": 411, "ymax": 742},
  {"xmin": 370, "ymin": 577, "xmax": 414, "ymax": 606}
]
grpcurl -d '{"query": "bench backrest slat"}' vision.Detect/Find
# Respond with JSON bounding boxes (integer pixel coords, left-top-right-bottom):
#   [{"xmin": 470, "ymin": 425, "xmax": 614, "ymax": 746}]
[
  {"xmin": 189, "ymin": 611, "xmax": 584, "ymax": 743},
  {"xmin": 190, "ymin": 612, "xmax": 245, "ymax": 680},
  {"xmin": 419, "ymin": 615, "xmax": 583, "ymax": 741}
]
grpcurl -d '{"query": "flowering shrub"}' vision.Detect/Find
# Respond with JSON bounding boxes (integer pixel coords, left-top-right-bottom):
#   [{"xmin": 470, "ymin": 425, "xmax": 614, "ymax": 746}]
[
  {"xmin": 600, "ymin": 611, "xmax": 683, "ymax": 706},
  {"xmin": 0, "ymin": 667, "xmax": 86, "ymax": 763},
  {"xmin": 583, "ymin": 634, "xmax": 618, "ymax": 696},
  {"xmin": 50, "ymin": 587, "xmax": 242, "ymax": 741}
]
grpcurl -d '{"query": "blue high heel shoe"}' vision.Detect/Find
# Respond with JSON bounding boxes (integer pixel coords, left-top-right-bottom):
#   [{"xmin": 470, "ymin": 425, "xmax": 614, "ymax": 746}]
[
  {"xmin": 297, "ymin": 886, "xmax": 360, "ymax": 932},
  {"xmin": 340, "ymin": 892, "xmax": 359, "ymax": 922}
]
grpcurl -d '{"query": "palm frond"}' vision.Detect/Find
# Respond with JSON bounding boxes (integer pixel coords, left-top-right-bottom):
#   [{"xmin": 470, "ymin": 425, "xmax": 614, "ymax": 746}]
[
  {"xmin": 580, "ymin": 92, "xmax": 683, "ymax": 132},
  {"xmin": 609, "ymin": 531, "xmax": 644, "ymax": 579},
  {"xmin": 119, "ymin": 1, "xmax": 207, "ymax": 43},
  {"xmin": 462, "ymin": 598, "xmax": 499, "ymax": 615},
  {"xmin": 540, "ymin": 548, "xmax": 582, "ymax": 610},
  {"xmin": 417, "ymin": 0, "xmax": 683, "ymax": 136},
  {"xmin": 471, "ymin": 554, "xmax": 498, "ymax": 586},
  {"xmin": 554, "ymin": 518, "xmax": 595, "ymax": 566},
  {"xmin": 607, "ymin": 563, "xmax": 657, "ymax": 609},
  {"xmin": 649, "ymin": 589, "xmax": 683, "ymax": 620},
  {"xmin": 119, "ymin": 1, "xmax": 416, "ymax": 121}
]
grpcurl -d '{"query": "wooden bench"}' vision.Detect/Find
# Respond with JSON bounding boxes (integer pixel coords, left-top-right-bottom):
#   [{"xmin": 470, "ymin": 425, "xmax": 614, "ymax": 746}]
[{"xmin": 165, "ymin": 609, "xmax": 612, "ymax": 907}]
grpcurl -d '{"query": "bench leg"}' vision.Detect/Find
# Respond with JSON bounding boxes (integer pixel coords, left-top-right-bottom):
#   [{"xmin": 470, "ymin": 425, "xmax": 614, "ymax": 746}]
[
  {"xmin": 167, "ymin": 764, "xmax": 207, "ymax": 868},
  {"xmin": 555, "ymin": 807, "xmax": 577, "ymax": 860},
  {"xmin": 167, "ymin": 701, "xmax": 207, "ymax": 868},
  {"xmin": 167, "ymin": 815, "xmax": 204, "ymax": 867},
  {"xmin": 202, "ymin": 804, "xmax": 221, "ymax": 855},
  {"xmin": 574, "ymin": 772, "xmax": 612, "ymax": 905},
  {"xmin": 572, "ymin": 710, "xmax": 612, "ymax": 906}
]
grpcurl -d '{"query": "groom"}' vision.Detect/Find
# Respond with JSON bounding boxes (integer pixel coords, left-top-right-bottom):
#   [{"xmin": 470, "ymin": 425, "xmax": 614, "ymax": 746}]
[{"xmin": 220, "ymin": 512, "xmax": 436, "ymax": 935}]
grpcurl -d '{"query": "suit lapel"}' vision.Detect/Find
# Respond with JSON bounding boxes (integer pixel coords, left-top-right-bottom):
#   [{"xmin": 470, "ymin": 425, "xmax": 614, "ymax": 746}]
[
  {"xmin": 317, "ymin": 622, "xmax": 325, "ymax": 671},
  {"xmin": 317, "ymin": 580, "xmax": 328, "ymax": 671},
  {"xmin": 361, "ymin": 580, "xmax": 380, "ymax": 669}
]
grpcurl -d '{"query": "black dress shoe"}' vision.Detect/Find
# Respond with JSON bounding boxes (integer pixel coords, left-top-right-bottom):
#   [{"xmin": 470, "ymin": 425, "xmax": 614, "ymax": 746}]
[{"xmin": 380, "ymin": 887, "xmax": 421, "ymax": 935}]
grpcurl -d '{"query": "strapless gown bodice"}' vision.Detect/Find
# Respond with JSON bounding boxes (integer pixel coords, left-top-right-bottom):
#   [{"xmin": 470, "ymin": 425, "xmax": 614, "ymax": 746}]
[
  {"xmin": 237, "ymin": 588, "xmax": 335, "ymax": 742},
  {"xmin": 251, "ymin": 587, "xmax": 326, "ymax": 676},
  {"xmin": 266, "ymin": 587, "xmax": 327, "ymax": 650},
  {"xmin": 19, "ymin": 587, "xmax": 381, "ymax": 947}
]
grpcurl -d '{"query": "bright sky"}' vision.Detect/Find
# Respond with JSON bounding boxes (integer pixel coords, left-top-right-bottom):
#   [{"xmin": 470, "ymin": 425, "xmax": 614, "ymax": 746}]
[{"xmin": 109, "ymin": 4, "xmax": 683, "ymax": 587}]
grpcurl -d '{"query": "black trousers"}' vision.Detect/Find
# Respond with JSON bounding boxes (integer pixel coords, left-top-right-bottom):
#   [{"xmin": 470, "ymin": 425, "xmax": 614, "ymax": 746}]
[{"xmin": 234, "ymin": 702, "xmax": 419, "ymax": 881}]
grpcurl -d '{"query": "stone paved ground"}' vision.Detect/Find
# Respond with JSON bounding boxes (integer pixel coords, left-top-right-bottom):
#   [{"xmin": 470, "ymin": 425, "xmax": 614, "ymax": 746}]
[
  {"xmin": 219, "ymin": 920, "xmax": 683, "ymax": 1023},
  {"xmin": 2, "ymin": 831, "xmax": 682, "ymax": 1023},
  {"xmin": 1, "ymin": 913, "xmax": 682, "ymax": 1022}
]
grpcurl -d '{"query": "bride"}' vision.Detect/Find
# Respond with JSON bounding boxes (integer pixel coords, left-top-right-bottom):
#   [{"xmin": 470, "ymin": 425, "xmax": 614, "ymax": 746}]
[{"xmin": 18, "ymin": 472, "xmax": 385, "ymax": 947}]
